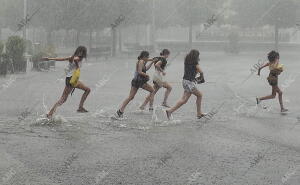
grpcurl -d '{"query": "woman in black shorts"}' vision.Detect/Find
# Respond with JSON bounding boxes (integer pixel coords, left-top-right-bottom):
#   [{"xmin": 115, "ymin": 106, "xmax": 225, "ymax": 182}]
[
  {"xmin": 256, "ymin": 50, "xmax": 288, "ymax": 112},
  {"xmin": 44, "ymin": 46, "xmax": 91, "ymax": 118},
  {"xmin": 166, "ymin": 49, "xmax": 206, "ymax": 120},
  {"xmin": 139, "ymin": 49, "xmax": 172, "ymax": 111},
  {"xmin": 116, "ymin": 51, "xmax": 155, "ymax": 118}
]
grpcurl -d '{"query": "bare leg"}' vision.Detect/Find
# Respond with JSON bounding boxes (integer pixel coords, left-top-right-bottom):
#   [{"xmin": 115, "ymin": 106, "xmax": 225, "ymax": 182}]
[
  {"xmin": 162, "ymin": 82, "xmax": 172, "ymax": 106},
  {"xmin": 140, "ymin": 83, "xmax": 155, "ymax": 109},
  {"xmin": 47, "ymin": 86, "xmax": 73, "ymax": 118},
  {"xmin": 76, "ymin": 81, "xmax": 91, "ymax": 112},
  {"xmin": 258, "ymin": 86, "xmax": 276, "ymax": 101},
  {"xmin": 274, "ymin": 86, "xmax": 287, "ymax": 111},
  {"xmin": 167, "ymin": 91, "xmax": 191, "ymax": 118},
  {"xmin": 140, "ymin": 84, "xmax": 159, "ymax": 110},
  {"xmin": 192, "ymin": 88, "xmax": 204, "ymax": 117},
  {"xmin": 119, "ymin": 87, "xmax": 138, "ymax": 113}
]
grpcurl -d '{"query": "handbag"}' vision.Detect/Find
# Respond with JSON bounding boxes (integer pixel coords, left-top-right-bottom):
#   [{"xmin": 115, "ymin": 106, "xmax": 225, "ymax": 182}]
[{"xmin": 70, "ymin": 68, "xmax": 80, "ymax": 87}]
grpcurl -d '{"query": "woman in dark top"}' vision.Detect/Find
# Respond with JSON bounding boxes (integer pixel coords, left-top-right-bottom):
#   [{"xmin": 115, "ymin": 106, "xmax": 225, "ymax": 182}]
[
  {"xmin": 166, "ymin": 49, "xmax": 206, "ymax": 120},
  {"xmin": 139, "ymin": 49, "xmax": 172, "ymax": 111},
  {"xmin": 115, "ymin": 51, "xmax": 155, "ymax": 118}
]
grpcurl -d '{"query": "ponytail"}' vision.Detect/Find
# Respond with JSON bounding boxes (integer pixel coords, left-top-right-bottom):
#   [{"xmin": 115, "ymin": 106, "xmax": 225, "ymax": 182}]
[
  {"xmin": 160, "ymin": 49, "xmax": 170, "ymax": 56},
  {"xmin": 138, "ymin": 51, "xmax": 150, "ymax": 60}
]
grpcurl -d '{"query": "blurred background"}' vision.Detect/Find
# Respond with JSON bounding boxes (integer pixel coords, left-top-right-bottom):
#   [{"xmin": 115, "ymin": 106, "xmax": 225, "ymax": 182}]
[{"xmin": 0, "ymin": 0, "xmax": 300, "ymax": 71}]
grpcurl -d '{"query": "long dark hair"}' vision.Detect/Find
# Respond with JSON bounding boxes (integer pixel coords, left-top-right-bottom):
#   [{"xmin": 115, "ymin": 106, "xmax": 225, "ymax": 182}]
[
  {"xmin": 69, "ymin": 46, "xmax": 87, "ymax": 62},
  {"xmin": 185, "ymin": 49, "xmax": 200, "ymax": 65},
  {"xmin": 138, "ymin": 51, "xmax": 149, "ymax": 60},
  {"xmin": 160, "ymin": 49, "xmax": 170, "ymax": 56}
]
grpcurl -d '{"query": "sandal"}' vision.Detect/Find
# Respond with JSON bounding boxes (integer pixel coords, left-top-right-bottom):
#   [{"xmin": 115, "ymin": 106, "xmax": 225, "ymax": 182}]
[
  {"xmin": 162, "ymin": 103, "xmax": 170, "ymax": 108},
  {"xmin": 116, "ymin": 109, "xmax": 123, "ymax": 118},
  {"xmin": 77, "ymin": 107, "xmax": 88, "ymax": 113},
  {"xmin": 256, "ymin": 97, "xmax": 261, "ymax": 105},
  {"xmin": 197, "ymin": 113, "xmax": 207, "ymax": 119}
]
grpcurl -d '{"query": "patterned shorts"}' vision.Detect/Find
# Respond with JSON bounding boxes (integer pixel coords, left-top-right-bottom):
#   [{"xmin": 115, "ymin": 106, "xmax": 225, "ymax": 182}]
[{"xmin": 182, "ymin": 79, "xmax": 197, "ymax": 93}]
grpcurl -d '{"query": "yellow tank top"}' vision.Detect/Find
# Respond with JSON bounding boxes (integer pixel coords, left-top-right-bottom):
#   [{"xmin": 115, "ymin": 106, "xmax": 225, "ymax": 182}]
[{"xmin": 269, "ymin": 62, "xmax": 283, "ymax": 72}]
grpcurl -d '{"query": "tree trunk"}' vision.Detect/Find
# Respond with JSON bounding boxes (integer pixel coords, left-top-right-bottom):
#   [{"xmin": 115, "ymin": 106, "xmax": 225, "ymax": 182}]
[
  {"xmin": 188, "ymin": 0, "xmax": 193, "ymax": 50},
  {"xmin": 112, "ymin": 27, "xmax": 117, "ymax": 57},
  {"xmin": 151, "ymin": 0, "xmax": 156, "ymax": 51},
  {"xmin": 118, "ymin": 28, "xmax": 122, "ymax": 53},
  {"xmin": 46, "ymin": 30, "xmax": 52, "ymax": 46},
  {"xmin": 89, "ymin": 29, "xmax": 93, "ymax": 52},
  {"xmin": 76, "ymin": 30, "xmax": 80, "ymax": 47},
  {"xmin": 64, "ymin": 29, "xmax": 69, "ymax": 48},
  {"xmin": 275, "ymin": 19, "xmax": 279, "ymax": 51}
]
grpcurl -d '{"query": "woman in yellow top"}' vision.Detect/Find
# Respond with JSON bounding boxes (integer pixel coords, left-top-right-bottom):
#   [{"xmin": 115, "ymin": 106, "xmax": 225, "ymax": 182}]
[
  {"xmin": 43, "ymin": 46, "xmax": 91, "ymax": 118},
  {"xmin": 256, "ymin": 50, "xmax": 288, "ymax": 113}
]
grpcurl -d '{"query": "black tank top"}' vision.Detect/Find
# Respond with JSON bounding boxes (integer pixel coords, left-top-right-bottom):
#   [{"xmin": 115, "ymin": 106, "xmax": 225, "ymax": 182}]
[
  {"xmin": 183, "ymin": 63, "xmax": 197, "ymax": 81},
  {"xmin": 134, "ymin": 60, "xmax": 147, "ymax": 79},
  {"xmin": 153, "ymin": 57, "xmax": 167, "ymax": 70},
  {"xmin": 136, "ymin": 60, "xmax": 146, "ymax": 73}
]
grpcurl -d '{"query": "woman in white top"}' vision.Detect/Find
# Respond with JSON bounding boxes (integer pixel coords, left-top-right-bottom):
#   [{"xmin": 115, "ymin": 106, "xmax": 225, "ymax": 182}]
[
  {"xmin": 139, "ymin": 49, "xmax": 172, "ymax": 111},
  {"xmin": 43, "ymin": 46, "xmax": 91, "ymax": 118}
]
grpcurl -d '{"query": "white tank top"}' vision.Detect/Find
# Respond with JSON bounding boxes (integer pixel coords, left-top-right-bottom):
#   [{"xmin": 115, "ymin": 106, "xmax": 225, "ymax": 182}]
[{"xmin": 65, "ymin": 59, "xmax": 82, "ymax": 77}]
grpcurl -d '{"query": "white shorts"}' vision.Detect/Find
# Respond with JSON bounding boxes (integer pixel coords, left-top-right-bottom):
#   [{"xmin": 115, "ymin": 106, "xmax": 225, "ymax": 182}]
[
  {"xmin": 182, "ymin": 79, "xmax": 197, "ymax": 93},
  {"xmin": 152, "ymin": 71, "xmax": 165, "ymax": 87}
]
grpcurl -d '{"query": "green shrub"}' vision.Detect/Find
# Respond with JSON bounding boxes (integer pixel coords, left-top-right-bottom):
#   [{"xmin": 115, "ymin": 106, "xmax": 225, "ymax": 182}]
[
  {"xmin": 0, "ymin": 53, "xmax": 10, "ymax": 76},
  {"xmin": 6, "ymin": 36, "xmax": 26, "ymax": 72},
  {"xmin": 0, "ymin": 41, "xmax": 4, "ymax": 55}
]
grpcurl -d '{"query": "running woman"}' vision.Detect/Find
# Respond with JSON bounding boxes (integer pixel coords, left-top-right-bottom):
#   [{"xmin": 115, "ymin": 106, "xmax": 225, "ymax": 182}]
[
  {"xmin": 256, "ymin": 50, "xmax": 288, "ymax": 113},
  {"xmin": 166, "ymin": 49, "xmax": 206, "ymax": 120},
  {"xmin": 44, "ymin": 46, "xmax": 91, "ymax": 118},
  {"xmin": 115, "ymin": 51, "xmax": 155, "ymax": 118},
  {"xmin": 139, "ymin": 49, "xmax": 172, "ymax": 111}
]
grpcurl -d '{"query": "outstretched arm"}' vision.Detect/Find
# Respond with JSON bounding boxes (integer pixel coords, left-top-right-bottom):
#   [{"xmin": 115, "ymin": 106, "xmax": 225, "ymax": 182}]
[
  {"xmin": 42, "ymin": 56, "xmax": 71, "ymax": 61},
  {"xmin": 257, "ymin": 62, "xmax": 269, "ymax": 76}
]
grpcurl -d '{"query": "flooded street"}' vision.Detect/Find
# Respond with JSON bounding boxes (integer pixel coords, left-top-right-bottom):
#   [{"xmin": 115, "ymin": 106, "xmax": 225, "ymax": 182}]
[{"xmin": 1, "ymin": 52, "xmax": 300, "ymax": 185}]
